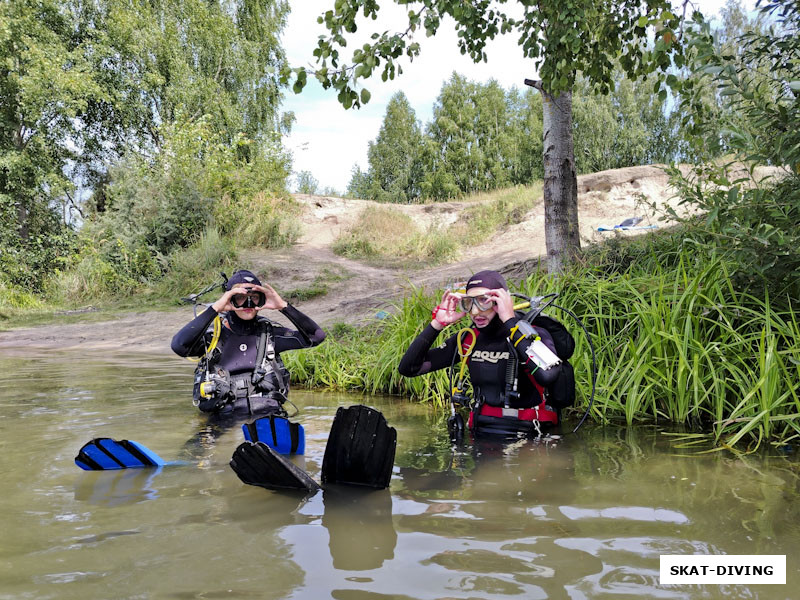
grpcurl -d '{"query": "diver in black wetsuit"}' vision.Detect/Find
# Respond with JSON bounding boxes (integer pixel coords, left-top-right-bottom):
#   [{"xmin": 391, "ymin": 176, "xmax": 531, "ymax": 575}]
[
  {"xmin": 171, "ymin": 269, "xmax": 326, "ymax": 416},
  {"xmin": 398, "ymin": 270, "xmax": 564, "ymax": 436}
]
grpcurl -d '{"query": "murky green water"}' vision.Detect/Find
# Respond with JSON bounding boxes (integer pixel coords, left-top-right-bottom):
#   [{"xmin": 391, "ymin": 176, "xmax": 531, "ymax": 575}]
[{"xmin": 0, "ymin": 350, "xmax": 797, "ymax": 599}]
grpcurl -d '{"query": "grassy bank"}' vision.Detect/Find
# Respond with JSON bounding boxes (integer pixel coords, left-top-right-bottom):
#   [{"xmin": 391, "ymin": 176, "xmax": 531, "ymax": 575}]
[
  {"xmin": 285, "ymin": 230, "xmax": 800, "ymax": 450},
  {"xmin": 332, "ymin": 183, "xmax": 543, "ymax": 265},
  {"xmin": 0, "ymin": 193, "xmax": 300, "ymax": 325}
]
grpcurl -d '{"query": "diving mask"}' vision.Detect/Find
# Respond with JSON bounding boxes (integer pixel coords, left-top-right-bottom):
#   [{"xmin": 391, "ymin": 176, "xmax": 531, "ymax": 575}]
[
  {"xmin": 459, "ymin": 294, "xmax": 494, "ymax": 313},
  {"xmin": 231, "ymin": 291, "xmax": 266, "ymax": 309}
]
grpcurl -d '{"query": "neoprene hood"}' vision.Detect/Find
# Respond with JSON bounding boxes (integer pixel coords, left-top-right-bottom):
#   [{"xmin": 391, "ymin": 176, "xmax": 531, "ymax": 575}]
[{"xmin": 226, "ymin": 270, "xmax": 262, "ymax": 290}]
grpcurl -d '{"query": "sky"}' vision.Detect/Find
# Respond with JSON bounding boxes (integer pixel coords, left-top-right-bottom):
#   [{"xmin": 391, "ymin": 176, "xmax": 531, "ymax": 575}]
[{"xmin": 280, "ymin": 1, "xmax": 747, "ymax": 194}]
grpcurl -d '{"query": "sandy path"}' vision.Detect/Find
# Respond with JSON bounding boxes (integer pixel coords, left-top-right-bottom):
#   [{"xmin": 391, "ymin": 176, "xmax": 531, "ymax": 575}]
[{"xmin": 0, "ymin": 164, "xmax": 781, "ymax": 355}]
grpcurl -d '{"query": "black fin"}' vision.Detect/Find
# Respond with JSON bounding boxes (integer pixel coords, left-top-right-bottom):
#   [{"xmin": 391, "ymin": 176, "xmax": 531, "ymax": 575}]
[
  {"xmin": 230, "ymin": 441, "xmax": 320, "ymax": 492},
  {"xmin": 321, "ymin": 405, "xmax": 397, "ymax": 489}
]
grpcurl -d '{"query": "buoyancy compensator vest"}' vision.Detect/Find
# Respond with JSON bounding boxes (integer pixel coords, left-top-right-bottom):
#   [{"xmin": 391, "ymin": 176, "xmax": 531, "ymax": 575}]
[
  {"xmin": 192, "ymin": 316, "xmax": 290, "ymax": 414},
  {"xmin": 462, "ymin": 311, "xmax": 576, "ymax": 435}
]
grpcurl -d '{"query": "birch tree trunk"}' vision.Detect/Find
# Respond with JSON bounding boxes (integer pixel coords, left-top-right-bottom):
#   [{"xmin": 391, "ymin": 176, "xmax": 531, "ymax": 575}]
[{"xmin": 527, "ymin": 79, "xmax": 581, "ymax": 273}]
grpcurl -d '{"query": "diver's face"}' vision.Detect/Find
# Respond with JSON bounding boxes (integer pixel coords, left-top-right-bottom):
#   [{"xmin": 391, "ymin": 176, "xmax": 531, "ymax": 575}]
[{"xmin": 465, "ymin": 287, "xmax": 497, "ymax": 329}]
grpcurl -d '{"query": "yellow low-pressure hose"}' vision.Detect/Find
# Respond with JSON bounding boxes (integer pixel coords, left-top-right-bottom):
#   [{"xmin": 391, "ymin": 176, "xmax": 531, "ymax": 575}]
[
  {"xmin": 453, "ymin": 328, "xmax": 477, "ymax": 393},
  {"xmin": 187, "ymin": 315, "xmax": 222, "ymax": 363}
]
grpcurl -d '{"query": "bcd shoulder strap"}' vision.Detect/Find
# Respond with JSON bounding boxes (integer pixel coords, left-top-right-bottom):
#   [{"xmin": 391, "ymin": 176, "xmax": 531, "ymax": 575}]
[{"xmin": 252, "ymin": 318, "xmax": 288, "ymax": 393}]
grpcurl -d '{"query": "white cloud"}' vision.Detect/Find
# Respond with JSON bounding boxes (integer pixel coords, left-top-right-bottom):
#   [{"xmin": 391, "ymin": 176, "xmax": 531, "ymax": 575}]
[{"xmin": 281, "ymin": 0, "xmax": 750, "ymax": 192}]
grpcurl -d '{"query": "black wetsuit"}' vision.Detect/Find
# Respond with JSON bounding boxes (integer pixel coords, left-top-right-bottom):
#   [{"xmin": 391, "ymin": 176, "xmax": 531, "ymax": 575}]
[
  {"xmin": 172, "ymin": 304, "xmax": 325, "ymax": 413},
  {"xmin": 398, "ymin": 314, "xmax": 562, "ymax": 433}
]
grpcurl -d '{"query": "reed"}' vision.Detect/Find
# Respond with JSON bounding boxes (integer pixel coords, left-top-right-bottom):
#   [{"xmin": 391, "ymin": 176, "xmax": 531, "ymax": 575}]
[
  {"xmin": 514, "ymin": 256, "xmax": 800, "ymax": 449},
  {"xmin": 287, "ymin": 243, "xmax": 800, "ymax": 449},
  {"xmin": 283, "ymin": 286, "xmax": 453, "ymax": 402}
]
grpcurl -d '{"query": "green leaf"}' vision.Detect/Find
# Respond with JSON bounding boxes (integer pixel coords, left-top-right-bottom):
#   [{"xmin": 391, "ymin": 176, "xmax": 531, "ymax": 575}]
[{"xmin": 360, "ymin": 88, "xmax": 371, "ymax": 104}]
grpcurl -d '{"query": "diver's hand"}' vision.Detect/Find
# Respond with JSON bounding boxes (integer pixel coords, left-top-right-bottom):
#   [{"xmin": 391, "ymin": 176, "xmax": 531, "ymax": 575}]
[
  {"xmin": 486, "ymin": 288, "xmax": 515, "ymax": 322},
  {"xmin": 432, "ymin": 290, "xmax": 466, "ymax": 330},
  {"xmin": 255, "ymin": 283, "xmax": 288, "ymax": 311},
  {"xmin": 211, "ymin": 287, "xmax": 251, "ymax": 313}
]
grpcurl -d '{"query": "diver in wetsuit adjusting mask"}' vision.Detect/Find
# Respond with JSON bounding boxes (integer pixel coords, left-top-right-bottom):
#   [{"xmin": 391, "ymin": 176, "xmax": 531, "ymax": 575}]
[
  {"xmin": 171, "ymin": 270, "xmax": 326, "ymax": 415},
  {"xmin": 398, "ymin": 270, "xmax": 563, "ymax": 436}
]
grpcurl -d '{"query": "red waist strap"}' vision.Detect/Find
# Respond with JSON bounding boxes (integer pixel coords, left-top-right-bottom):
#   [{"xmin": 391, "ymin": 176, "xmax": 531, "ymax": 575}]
[{"xmin": 476, "ymin": 402, "xmax": 558, "ymax": 424}]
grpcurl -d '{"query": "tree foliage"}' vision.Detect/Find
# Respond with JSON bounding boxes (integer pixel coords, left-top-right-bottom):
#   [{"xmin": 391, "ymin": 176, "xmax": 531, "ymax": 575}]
[
  {"xmin": 0, "ymin": 0, "xmax": 290, "ymax": 291},
  {"xmin": 669, "ymin": 0, "xmax": 770, "ymax": 162},
  {"xmin": 289, "ymin": 0, "xmax": 685, "ymax": 271},
  {"xmin": 350, "ymin": 70, "xmax": 680, "ymax": 202},
  {"xmin": 572, "ymin": 73, "xmax": 677, "ymax": 173},
  {"xmin": 285, "ymin": 1, "xmax": 683, "ymax": 109},
  {"xmin": 670, "ymin": 0, "xmax": 800, "ymax": 297},
  {"xmin": 366, "ymin": 92, "xmax": 423, "ymax": 202},
  {"xmin": 422, "ymin": 75, "xmax": 511, "ymax": 198},
  {"xmin": 295, "ymin": 170, "xmax": 320, "ymax": 194}
]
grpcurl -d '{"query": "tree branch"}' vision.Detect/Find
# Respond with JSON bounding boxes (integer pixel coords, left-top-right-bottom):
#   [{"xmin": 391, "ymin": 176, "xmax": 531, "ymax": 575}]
[{"xmin": 524, "ymin": 78, "xmax": 543, "ymax": 91}]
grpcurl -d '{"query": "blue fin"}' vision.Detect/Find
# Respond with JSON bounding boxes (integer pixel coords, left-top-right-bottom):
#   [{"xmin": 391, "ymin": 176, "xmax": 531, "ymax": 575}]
[
  {"xmin": 75, "ymin": 438, "xmax": 166, "ymax": 470},
  {"xmin": 242, "ymin": 416, "xmax": 305, "ymax": 455}
]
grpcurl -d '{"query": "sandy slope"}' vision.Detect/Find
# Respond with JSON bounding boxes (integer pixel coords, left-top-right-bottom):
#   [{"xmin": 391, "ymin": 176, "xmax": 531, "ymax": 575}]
[{"xmin": 0, "ymin": 164, "xmax": 781, "ymax": 355}]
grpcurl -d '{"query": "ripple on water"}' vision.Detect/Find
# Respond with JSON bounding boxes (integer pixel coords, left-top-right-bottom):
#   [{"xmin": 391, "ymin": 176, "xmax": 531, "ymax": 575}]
[
  {"xmin": 2, "ymin": 352, "xmax": 800, "ymax": 600},
  {"xmin": 559, "ymin": 505, "xmax": 690, "ymax": 524}
]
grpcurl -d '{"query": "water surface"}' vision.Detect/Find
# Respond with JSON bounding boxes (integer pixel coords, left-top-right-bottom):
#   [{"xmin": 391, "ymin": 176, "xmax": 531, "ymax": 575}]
[{"xmin": 0, "ymin": 351, "xmax": 797, "ymax": 599}]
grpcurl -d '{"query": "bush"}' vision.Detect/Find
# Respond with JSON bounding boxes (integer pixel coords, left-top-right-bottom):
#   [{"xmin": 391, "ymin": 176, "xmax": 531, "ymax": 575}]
[
  {"xmin": 214, "ymin": 192, "xmax": 300, "ymax": 250},
  {"xmin": 673, "ymin": 1, "xmax": 800, "ymax": 300},
  {"xmin": 333, "ymin": 206, "xmax": 457, "ymax": 264},
  {"xmin": 46, "ymin": 115, "xmax": 292, "ymax": 306},
  {"xmin": 93, "ymin": 115, "xmax": 290, "ymax": 259},
  {"xmin": 0, "ymin": 198, "xmax": 77, "ymax": 292},
  {"xmin": 668, "ymin": 165, "xmax": 799, "ymax": 298},
  {"xmin": 46, "ymin": 248, "xmax": 136, "ymax": 304},
  {"xmin": 0, "ymin": 281, "xmax": 43, "ymax": 310}
]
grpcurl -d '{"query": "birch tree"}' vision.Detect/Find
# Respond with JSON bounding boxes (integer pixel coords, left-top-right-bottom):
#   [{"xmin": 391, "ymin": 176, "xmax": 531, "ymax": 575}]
[{"xmin": 284, "ymin": 0, "xmax": 687, "ymax": 272}]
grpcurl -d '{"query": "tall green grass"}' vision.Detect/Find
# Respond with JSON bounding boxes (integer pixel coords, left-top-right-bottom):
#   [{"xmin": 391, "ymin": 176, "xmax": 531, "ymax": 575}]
[
  {"xmin": 283, "ymin": 286, "xmax": 452, "ymax": 401},
  {"xmin": 287, "ymin": 241, "xmax": 800, "ymax": 450},
  {"xmin": 332, "ymin": 183, "xmax": 543, "ymax": 265},
  {"xmin": 0, "ymin": 281, "xmax": 42, "ymax": 311},
  {"xmin": 42, "ymin": 227, "xmax": 238, "ymax": 307},
  {"xmin": 38, "ymin": 192, "xmax": 295, "ymax": 310},
  {"xmin": 333, "ymin": 206, "xmax": 458, "ymax": 265},
  {"xmin": 214, "ymin": 192, "xmax": 301, "ymax": 249},
  {"xmin": 516, "ymin": 256, "xmax": 800, "ymax": 449}
]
